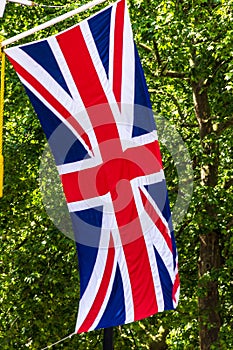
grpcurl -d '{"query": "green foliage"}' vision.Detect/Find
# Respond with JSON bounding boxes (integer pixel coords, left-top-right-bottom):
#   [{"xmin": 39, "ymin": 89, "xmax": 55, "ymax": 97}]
[{"xmin": 1, "ymin": 0, "xmax": 232, "ymax": 349}]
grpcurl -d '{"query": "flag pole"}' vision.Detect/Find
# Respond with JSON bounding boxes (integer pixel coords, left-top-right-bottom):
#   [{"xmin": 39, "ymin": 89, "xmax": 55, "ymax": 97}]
[
  {"xmin": 103, "ymin": 327, "xmax": 114, "ymax": 350},
  {"xmin": 1, "ymin": 0, "xmax": 109, "ymax": 48}
]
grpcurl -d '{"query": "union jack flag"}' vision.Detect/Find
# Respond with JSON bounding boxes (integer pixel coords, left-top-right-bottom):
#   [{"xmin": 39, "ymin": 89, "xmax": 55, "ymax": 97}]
[{"xmin": 6, "ymin": 0, "xmax": 180, "ymax": 333}]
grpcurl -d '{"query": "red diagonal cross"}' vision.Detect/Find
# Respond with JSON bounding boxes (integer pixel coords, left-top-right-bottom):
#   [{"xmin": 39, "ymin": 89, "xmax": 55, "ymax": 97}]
[
  {"xmin": 61, "ymin": 114, "xmax": 162, "ymax": 322},
  {"xmin": 57, "ymin": 26, "xmax": 165, "ymax": 321}
]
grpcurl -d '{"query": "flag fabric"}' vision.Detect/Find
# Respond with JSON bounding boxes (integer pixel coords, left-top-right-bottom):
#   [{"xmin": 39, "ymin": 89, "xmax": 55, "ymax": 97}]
[{"xmin": 6, "ymin": 0, "xmax": 180, "ymax": 333}]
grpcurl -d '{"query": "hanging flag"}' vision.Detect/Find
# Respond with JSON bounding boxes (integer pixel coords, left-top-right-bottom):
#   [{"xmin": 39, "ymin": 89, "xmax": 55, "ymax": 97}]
[{"xmin": 5, "ymin": 0, "xmax": 180, "ymax": 333}]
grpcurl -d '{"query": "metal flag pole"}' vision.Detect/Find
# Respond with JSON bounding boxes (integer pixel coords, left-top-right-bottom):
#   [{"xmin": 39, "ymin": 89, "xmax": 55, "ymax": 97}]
[
  {"xmin": 1, "ymin": 0, "xmax": 109, "ymax": 48},
  {"xmin": 103, "ymin": 327, "xmax": 114, "ymax": 350}
]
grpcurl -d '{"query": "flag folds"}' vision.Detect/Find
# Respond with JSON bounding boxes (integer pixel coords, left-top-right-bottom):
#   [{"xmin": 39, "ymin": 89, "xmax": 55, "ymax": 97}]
[{"xmin": 6, "ymin": 0, "xmax": 180, "ymax": 333}]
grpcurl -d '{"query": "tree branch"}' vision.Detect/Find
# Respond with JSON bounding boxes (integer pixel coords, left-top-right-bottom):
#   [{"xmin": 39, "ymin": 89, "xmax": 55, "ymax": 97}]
[
  {"xmin": 139, "ymin": 40, "xmax": 189, "ymax": 80},
  {"xmin": 216, "ymin": 116, "xmax": 233, "ymax": 135},
  {"xmin": 149, "ymin": 89, "xmax": 198, "ymax": 128},
  {"xmin": 224, "ymin": 178, "xmax": 233, "ymax": 190},
  {"xmin": 161, "ymin": 70, "xmax": 188, "ymax": 79},
  {"xmin": 204, "ymin": 57, "xmax": 233, "ymax": 87},
  {"xmin": 175, "ymin": 218, "xmax": 195, "ymax": 239},
  {"xmin": 138, "ymin": 42, "xmax": 153, "ymax": 53},
  {"xmin": 152, "ymin": 38, "xmax": 162, "ymax": 66},
  {"xmin": 13, "ymin": 237, "xmax": 29, "ymax": 251},
  {"xmin": 167, "ymin": 92, "xmax": 185, "ymax": 119}
]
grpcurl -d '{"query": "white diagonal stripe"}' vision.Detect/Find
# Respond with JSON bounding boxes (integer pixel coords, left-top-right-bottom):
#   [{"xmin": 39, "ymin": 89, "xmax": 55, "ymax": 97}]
[{"xmin": 48, "ymin": 36, "xmax": 100, "ymax": 158}]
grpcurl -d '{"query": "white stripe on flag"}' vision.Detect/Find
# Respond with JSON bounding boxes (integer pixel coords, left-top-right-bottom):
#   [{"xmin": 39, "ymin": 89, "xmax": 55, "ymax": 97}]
[
  {"xmin": 116, "ymin": 245, "xmax": 135, "ymax": 322},
  {"xmin": 19, "ymin": 76, "xmax": 92, "ymax": 154},
  {"xmin": 48, "ymin": 36, "xmax": 100, "ymax": 156},
  {"xmin": 9, "ymin": 47, "xmax": 93, "ymax": 155},
  {"xmin": 120, "ymin": 2, "xmax": 135, "ymax": 138},
  {"xmin": 88, "ymin": 238, "xmax": 119, "ymax": 330},
  {"xmin": 80, "ymin": 18, "xmax": 123, "ymax": 131},
  {"xmin": 131, "ymin": 183, "xmax": 165, "ymax": 311},
  {"xmin": 108, "ymin": 2, "xmax": 117, "ymax": 92},
  {"xmin": 139, "ymin": 185, "xmax": 175, "ymax": 283},
  {"xmin": 75, "ymin": 227, "xmax": 112, "ymax": 331}
]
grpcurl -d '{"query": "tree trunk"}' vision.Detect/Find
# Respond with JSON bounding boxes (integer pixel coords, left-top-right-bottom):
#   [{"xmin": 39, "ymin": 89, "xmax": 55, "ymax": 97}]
[
  {"xmin": 192, "ymin": 81, "xmax": 222, "ymax": 349},
  {"xmin": 198, "ymin": 231, "xmax": 221, "ymax": 350}
]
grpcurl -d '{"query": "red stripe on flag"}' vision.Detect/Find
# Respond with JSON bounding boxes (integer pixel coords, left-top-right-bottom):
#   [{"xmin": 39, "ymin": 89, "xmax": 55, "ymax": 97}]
[
  {"xmin": 77, "ymin": 235, "xmax": 115, "ymax": 333},
  {"xmin": 124, "ymin": 140, "xmax": 163, "ymax": 175},
  {"xmin": 112, "ymin": 0, "xmax": 125, "ymax": 106},
  {"xmin": 61, "ymin": 171, "xmax": 84, "ymax": 203},
  {"xmin": 172, "ymin": 271, "xmax": 180, "ymax": 304},
  {"xmin": 140, "ymin": 189, "xmax": 173, "ymax": 253},
  {"xmin": 123, "ymin": 235, "xmax": 158, "ymax": 320},
  {"xmin": 7, "ymin": 56, "xmax": 92, "ymax": 152},
  {"xmin": 61, "ymin": 164, "xmax": 100, "ymax": 203},
  {"xmin": 114, "ymin": 181, "xmax": 158, "ymax": 320},
  {"xmin": 144, "ymin": 141, "xmax": 163, "ymax": 168},
  {"xmin": 56, "ymin": 26, "xmax": 121, "ymax": 156}
]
